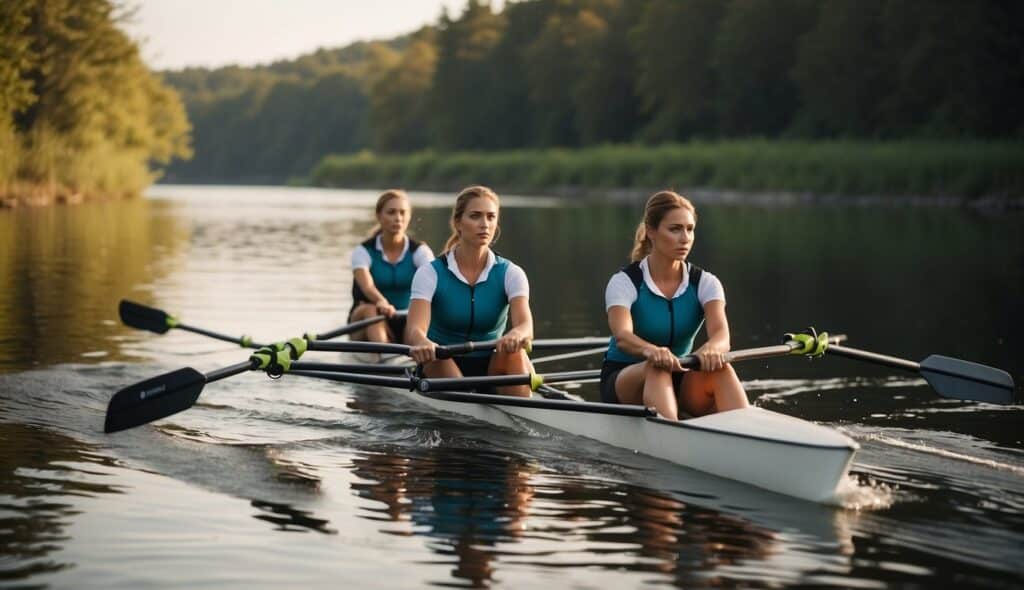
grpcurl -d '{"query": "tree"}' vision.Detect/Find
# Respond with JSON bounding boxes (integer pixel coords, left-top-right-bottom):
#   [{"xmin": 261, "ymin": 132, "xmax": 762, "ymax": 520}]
[
  {"xmin": 429, "ymin": 0, "xmax": 506, "ymax": 149},
  {"xmin": 712, "ymin": 0, "xmax": 819, "ymax": 136},
  {"xmin": 791, "ymin": 0, "xmax": 891, "ymax": 137},
  {"xmin": 630, "ymin": 0, "xmax": 728, "ymax": 141},
  {"xmin": 370, "ymin": 30, "xmax": 438, "ymax": 152}
]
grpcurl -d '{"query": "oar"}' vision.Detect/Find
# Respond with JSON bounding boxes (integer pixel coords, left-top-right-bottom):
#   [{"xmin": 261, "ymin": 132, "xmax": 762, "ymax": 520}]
[
  {"xmin": 307, "ymin": 336, "xmax": 611, "ymax": 357},
  {"xmin": 825, "ymin": 344, "xmax": 1015, "ymax": 405},
  {"xmin": 118, "ymin": 299, "xmax": 401, "ymax": 348},
  {"xmin": 290, "ymin": 336, "xmax": 851, "ymax": 393},
  {"xmin": 104, "ymin": 360, "xmax": 257, "ymax": 433},
  {"xmin": 287, "ymin": 367, "xmax": 598, "ymax": 393},
  {"xmin": 105, "ymin": 337, "xmax": 312, "ymax": 433}
]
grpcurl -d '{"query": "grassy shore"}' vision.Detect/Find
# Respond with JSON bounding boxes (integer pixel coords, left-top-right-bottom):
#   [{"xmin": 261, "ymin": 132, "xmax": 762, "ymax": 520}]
[{"xmin": 310, "ymin": 140, "xmax": 1024, "ymax": 203}]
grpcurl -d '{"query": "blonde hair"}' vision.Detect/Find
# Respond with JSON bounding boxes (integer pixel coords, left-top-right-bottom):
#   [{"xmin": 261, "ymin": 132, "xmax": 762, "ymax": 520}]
[
  {"xmin": 443, "ymin": 185, "xmax": 501, "ymax": 251},
  {"xmin": 630, "ymin": 191, "xmax": 697, "ymax": 262},
  {"xmin": 367, "ymin": 189, "xmax": 410, "ymax": 237}
]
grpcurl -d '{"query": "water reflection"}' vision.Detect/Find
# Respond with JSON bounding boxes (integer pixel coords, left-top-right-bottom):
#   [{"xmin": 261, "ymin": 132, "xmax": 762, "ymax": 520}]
[
  {"xmin": 0, "ymin": 199, "xmax": 189, "ymax": 371},
  {"xmin": 0, "ymin": 422, "xmax": 123, "ymax": 582},
  {"xmin": 352, "ymin": 448, "xmax": 534, "ymax": 588},
  {"xmin": 250, "ymin": 499, "xmax": 336, "ymax": 535},
  {"xmin": 346, "ymin": 444, "xmax": 853, "ymax": 589}
]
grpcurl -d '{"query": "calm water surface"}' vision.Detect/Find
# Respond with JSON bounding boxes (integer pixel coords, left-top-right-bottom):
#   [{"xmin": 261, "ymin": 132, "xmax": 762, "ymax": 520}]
[{"xmin": 1, "ymin": 185, "xmax": 1022, "ymax": 589}]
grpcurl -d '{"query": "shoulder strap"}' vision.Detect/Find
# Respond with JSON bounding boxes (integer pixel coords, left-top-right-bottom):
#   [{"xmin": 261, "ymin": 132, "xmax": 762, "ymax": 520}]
[
  {"xmin": 688, "ymin": 263, "xmax": 703, "ymax": 291},
  {"xmin": 621, "ymin": 261, "xmax": 643, "ymax": 290}
]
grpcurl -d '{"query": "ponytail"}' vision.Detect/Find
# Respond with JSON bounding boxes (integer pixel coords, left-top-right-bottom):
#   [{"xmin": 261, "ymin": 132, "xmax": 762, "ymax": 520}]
[{"xmin": 629, "ymin": 191, "xmax": 697, "ymax": 262}]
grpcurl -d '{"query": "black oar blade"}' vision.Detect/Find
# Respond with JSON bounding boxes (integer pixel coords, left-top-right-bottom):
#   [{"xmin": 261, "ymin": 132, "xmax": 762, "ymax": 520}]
[
  {"xmin": 920, "ymin": 355, "xmax": 1016, "ymax": 405},
  {"xmin": 119, "ymin": 300, "xmax": 172, "ymax": 334},
  {"xmin": 105, "ymin": 368, "xmax": 206, "ymax": 433}
]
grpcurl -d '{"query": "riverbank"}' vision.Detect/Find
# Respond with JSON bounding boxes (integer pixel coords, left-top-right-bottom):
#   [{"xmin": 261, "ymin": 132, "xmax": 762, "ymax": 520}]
[
  {"xmin": 309, "ymin": 141, "xmax": 1024, "ymax": 207},
  {"xmin": 0, "ymin": 183, "xmax": 138, "ymax": 209}
]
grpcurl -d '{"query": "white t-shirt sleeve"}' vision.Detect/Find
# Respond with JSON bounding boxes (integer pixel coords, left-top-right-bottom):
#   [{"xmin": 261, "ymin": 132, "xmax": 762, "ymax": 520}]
[
  {"xmin": 605, "ymin": 272, "xmax": 638, "ymax": 310},
  {"xmin": 505, "ymin": 263, "xmax": 529, "ymax": 299},
  {"xmin": 410, "ymin": 264, "xmax": 438, "ymax": 302},
  {"xmin": 413, "ymin": 243, "xmax": 435, "ymax": 267},
  {"xmin": 350, "ymin": 245, "xmax": 371, "ymax": 270},
  {"xmin": 697, "ymin": 271, "xmax": 726, "ymax": 306}
]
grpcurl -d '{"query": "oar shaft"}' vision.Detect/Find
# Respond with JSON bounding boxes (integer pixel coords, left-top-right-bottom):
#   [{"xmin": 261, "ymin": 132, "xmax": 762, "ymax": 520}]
[
  {"xmin": 179, "ymin": 323, "xmax": 266, "ymax": 348},
  {"xmin": 206, "ymin": 360, "xmax": 259, "ymax": 383},
  {"xmin": 290, "ymin": 370, "xmax": 413, "ymax": 389},
  {"xmin": 827, "ymin": 344, "xmax": 920, "ymax": 372},
  {"xmin": 291, "ymin": 361, "xmax": 410, "ymax": 375},
  {"xmin": 313, "ymin": 311, "xmax": 407, "ymax": 341},
  {"xmin": 416, "ymin": 369, "xmax": 599, "ymax": 392}
]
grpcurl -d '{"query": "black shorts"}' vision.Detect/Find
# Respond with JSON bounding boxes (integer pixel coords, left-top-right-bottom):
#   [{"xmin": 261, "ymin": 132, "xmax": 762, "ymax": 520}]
[
  {"xmin": 453, "ymin": 354, "xmax": 496, "ymax": 393},
  {"xmin": 600, "ymin": 359, "xmax": 684, "ymax": 404},
  {"xmin": 384, "ymin": 316, "xmax": 407, "ymax": 341}
]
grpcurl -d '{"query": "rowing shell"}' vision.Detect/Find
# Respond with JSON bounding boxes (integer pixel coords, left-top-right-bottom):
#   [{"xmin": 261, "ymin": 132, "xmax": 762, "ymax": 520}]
[{"xmin": 335, "ymin": 378, "xmax": 858, "ymax": 503}]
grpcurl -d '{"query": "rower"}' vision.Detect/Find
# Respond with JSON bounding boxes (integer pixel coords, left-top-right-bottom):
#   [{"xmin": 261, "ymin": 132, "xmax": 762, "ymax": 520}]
[
  {"xmin": 406, "ymin": 186, "xmax": 534, "ymax": 397},
  {"xmin": 600, "ymin": 191, "xmax": 750, "ymax": 420},
  {"xmin": 349, "ymin": 189, "xmax": 435, "ymax": 343}
]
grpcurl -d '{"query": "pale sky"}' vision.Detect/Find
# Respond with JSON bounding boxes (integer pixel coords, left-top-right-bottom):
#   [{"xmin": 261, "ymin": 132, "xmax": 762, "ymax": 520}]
[{"xmin": 121, "ymin": 0, "xmax": 500, "ymax": 71}]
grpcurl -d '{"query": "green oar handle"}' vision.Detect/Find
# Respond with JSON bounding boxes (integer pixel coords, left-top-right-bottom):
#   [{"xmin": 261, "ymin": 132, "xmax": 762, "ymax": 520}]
[{"xmin": 676, "ymin": 333, "xmax": 848, "ymax": 370}]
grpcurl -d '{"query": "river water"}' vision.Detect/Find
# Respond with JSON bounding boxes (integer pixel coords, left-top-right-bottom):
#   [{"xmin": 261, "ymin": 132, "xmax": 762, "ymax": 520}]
[{"xmin": 1, "ymin": 185, "xmax": 1022, "ymax": 589}]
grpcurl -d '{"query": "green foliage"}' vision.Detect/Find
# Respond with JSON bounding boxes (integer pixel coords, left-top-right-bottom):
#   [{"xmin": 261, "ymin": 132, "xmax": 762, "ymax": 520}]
[
  {"xmin": 311, "ymin": 141, "xmax": 1024, "ymax": 199},
  {"xmin": 370, "ymin": 29, "xmax": 438, "ymax": 152},
  {"xmin": 0, "ymin": 0, "xmax": 191, "ymax": 203},
  {"xmin": 630, "ymin": 0, "xmax": 726, "ymax": 141},
  {"xmin": 154, "ymin": 0, "xmax": 1023, "ymax": 196}
]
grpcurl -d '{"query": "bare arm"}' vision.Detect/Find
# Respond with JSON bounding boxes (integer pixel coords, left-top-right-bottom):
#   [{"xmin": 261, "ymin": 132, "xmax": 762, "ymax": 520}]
[
  {"xmin": 354, "ymin": 268, "xmax": 396, "ymax": 316},
  {"xmin": 497, "ymin": 296, "xmax": 533, "ymax": 353},
  {"xmin": 405, "ymin": 298, "xmax": 439, "ymax": 363},
  {"xmin": 694, "ymin": 300, "xmax": 730, "ymax": 371}
]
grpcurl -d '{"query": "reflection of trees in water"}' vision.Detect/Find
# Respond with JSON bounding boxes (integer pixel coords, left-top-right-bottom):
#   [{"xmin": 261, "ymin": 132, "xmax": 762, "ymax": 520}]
[
  {"xmin": 0, "ymin": 198, "xmax": 188, "ymax": 370},
  {"xmin": 0, "ymin": 423, "xmax": 123, "ymax": 583},
  {"xmin": 349, "ymin": 445, "xmax": 783, "ymax": 588},
  {"xmin": 351, "ymin": 447, "xmax": 535, "ymax": 588}
]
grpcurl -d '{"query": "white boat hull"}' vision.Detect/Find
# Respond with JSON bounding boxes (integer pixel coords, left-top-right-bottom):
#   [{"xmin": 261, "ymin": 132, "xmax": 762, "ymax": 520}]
[{"xmin": 387, "ymin": 388, "xmax": 858, "ymax": 503}]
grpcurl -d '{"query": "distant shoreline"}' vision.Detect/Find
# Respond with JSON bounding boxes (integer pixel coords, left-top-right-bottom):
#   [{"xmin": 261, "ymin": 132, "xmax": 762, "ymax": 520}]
[{"xmin": 306, "ymin": 140, "xmax": 1024, "ymax": 209}]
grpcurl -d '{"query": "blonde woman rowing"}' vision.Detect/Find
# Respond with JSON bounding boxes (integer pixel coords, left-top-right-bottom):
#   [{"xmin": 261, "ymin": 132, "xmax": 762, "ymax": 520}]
[
  {"xmin": 406, "ymin": 186, "xmax": 533, "ymax": 397},
  {"xmin": 600, "ymin": 191, "xmax": 749, "ymax": 420},
  {"xmin": 349, "ymin": 190, "xmax": 434, "ymax": 343}
]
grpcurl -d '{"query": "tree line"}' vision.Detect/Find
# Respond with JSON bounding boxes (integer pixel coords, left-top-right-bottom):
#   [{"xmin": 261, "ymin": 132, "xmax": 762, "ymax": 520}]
[
  {"xmin": 166, "ymin": 0, "xmax": 1023, "ymax": 183},
  {"xmin": 0, "ymin": 0, "xmax": 191, "ymax": 205}
]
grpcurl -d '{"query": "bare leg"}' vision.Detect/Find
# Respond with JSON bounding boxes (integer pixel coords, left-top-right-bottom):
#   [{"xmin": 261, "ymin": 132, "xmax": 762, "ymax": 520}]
[
  {"xmin": 613, "ymin": 361, "xmax": 680, "ymax": 420},
  {"xmin": 350, "ymin": 303, "xmax": 389, "ymax": 343},
  {"xmin": 489, "ymin": 350, "xmax": 532, "ymax": 398},
  {"xmin": 678, "ymin": 364, "xmax": 749, "ymax": 417}
]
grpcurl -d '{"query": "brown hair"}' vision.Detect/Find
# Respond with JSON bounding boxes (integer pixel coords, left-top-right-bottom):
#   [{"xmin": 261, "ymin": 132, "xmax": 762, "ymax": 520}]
[
  {"xmin": 367, "ymin": 189, "xmax": 410, "ymax": 237},
  {"xmin": 630, "ymin": 191, "xmax": 697, "ymax": 262},
  {"xmin": 443, "ymin": 185, "xmax": 501, "ymax": 251}
]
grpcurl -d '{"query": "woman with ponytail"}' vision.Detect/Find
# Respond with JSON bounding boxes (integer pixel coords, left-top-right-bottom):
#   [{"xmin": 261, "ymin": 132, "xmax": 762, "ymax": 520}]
[
  {"xmin": 600, "ymin": 191, "xmax": 749, "ymax": 420},
  {"xmin": 406, "ymin": 186, "xmax": 534, "ymax": 397},
  {"xmin": 349, "ymin": 190, "xmax": 434, "ymax": 343}
]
